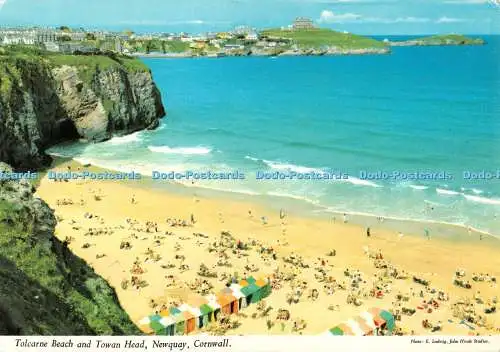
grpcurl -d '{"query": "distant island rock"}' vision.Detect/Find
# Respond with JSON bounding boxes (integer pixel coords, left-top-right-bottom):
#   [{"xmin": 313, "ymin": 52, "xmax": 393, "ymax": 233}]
[
  {"xmin": 0, "ymin": 46, "xmax": 166, "ymax": 170},
  {"xmin": 387, "ymin": 34, "xmax": 485, "ymax": 47}
]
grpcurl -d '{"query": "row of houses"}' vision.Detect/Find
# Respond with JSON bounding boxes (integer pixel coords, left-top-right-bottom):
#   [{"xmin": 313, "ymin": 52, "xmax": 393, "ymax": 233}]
[{"xmin": 139, "ymin": 276, "xmax": 271, "ymax": 335}]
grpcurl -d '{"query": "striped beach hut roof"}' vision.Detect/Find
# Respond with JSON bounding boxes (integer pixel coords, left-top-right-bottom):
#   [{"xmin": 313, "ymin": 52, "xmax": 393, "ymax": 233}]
[
  {"xmin": 159, "ymin": 309, "xmax": 170, "ymax": 318},
  {"xmin": 169, "ymin": 306, "xmax": 182, "ymax": 315},
  {"xmin": 246, "ymin": 276, "xmax": 257, "ymax": 284},
  {"xmin": 199, "ymin": 304, "xmax": 213, "ymax": 315},
  {"xmin": 205, "ymin": 294, "xmax": 222, "ymax": 310},
  {"xmin": 229, "ymin": 284, "xmax": 246, "ymax": 299},
  {"xmin": 159, "ymin": 316, "xmax": 176, "ymax": 327},
  {"xmin": 327, "ymin": 308, "xmax": 394, "ymax": 336},
  {"xmin": 187, "ymin": 295, "xmax": 208, "ymax": 308}
]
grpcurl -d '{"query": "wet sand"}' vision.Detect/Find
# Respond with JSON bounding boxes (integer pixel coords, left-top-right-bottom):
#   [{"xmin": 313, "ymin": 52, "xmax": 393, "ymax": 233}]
[{"xmin": 36, "ymin": 160, "xmax": 500, "ymax": 335}]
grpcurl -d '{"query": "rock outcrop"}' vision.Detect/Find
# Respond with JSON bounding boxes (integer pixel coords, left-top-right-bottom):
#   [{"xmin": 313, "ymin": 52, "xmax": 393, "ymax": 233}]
[
  {"xmin": 0, "ymin": 51, "xmax": 165, "ymax": 170},
  {"xmin": 0, "ymin": 162, "xmax": 141, "ymax": 335}
]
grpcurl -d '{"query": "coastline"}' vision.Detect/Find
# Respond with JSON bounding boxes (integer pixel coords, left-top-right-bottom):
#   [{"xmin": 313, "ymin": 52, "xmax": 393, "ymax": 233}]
[
  {"xmin": 130, "ymin": 47, "xmax": 391, "ymax": 59},
  {"xmin": 44, "ymin": 156, "xmax": 500, "ymax": 245},
  {"xmin": 35, "ymin": 158, "xmax": 500, "ymax": 335}
]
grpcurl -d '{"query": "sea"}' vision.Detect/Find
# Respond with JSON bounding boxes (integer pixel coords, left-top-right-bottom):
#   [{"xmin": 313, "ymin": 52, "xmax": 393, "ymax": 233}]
[{"xmin": 47, "ymin": 35, "xmax": 500, "ymax": 237}]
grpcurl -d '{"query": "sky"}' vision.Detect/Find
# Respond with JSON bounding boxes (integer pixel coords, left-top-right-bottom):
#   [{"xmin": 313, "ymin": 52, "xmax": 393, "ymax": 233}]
[{"xmin": 0, "ymin": 0, "xmax": 499, "ymax": 35}]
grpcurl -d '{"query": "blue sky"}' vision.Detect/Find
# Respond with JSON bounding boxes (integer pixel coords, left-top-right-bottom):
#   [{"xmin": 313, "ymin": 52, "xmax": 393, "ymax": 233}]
[{"xmin": 0, "ymin": 0, "xmax": 499, "ymax": 34}]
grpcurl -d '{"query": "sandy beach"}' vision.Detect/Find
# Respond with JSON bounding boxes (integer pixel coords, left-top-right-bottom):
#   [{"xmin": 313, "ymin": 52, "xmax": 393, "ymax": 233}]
[{"xmin": 35, "ymin": 160, "xmax": 500, "ymax": 336}]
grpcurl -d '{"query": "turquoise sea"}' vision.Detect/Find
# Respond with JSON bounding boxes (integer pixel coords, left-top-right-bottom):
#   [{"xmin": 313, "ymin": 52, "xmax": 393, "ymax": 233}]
[{"xmin": 48, "ymin": 36, "xmax": 500, "ymax": 237}]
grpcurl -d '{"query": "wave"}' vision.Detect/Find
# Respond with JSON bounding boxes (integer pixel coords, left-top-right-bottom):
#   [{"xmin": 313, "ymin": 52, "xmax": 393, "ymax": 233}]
[
  {"xmin": 436, "ymin": 188, "xmax": 460, "ymax": 196},
  {"xmin": 245, "ymin": 156, "xmax": 381, "ymax": 188},
  {"xmin": 266, "ymin": 191, "xmax": 320, "ymax": 205},
  {"xmin": 148, "ymin": 146, "xmax": 212, "ymax": 155},
  {"xmin": 244, "ymin": 155, "xmax": 260, "ymax": 162},
  {"xmin": 461, "ymin": 187, "xmax": 484, "ymax": 195},
  {"xmin": 263, "ymin": 160, "xmax": 320, "ymax": 173},
  {"xmin": 341, "ymin": 177, "xmax": 381, "ymax": 188},
  {"xmin": 463, "ymin": 194, "xmax": 500, "ymax": 206},
  {"xmin": 108, "ymin": 132, "xmax": 142, "ymax": 145},
  {"xmin": 409, "ymin": 185, "xmax": 428, "ymax": 190}
]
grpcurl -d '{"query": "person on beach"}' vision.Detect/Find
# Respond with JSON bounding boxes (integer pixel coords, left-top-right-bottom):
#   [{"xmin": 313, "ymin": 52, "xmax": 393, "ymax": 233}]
[
  {"xmin": 398, "ymin": 231, "xmax": 404, "ymax": 240},
  {"xmin": 131, "ymin": 194, "xmax": 136, "ymax": 204},
  {"xmin": 366, "ymin": 227, "xmax": 371, "ymax": 238},
  {"xmin": 424, "ymin": 228, "xmax": 430, "ymax": 240},
  {"xmin": 280, "ymin": 208, "xmax": 286, "ymax": 225},
  {"xmin": 190, "ymin": 213, "xmax": 196, "ymax": 225},
  {"xmin": 343, "ymin": 213, "xmax": 348, "ymax": 223},
  {"xmin": 261, "ymin": 216, "xmax": 268, "ymax": 225}
]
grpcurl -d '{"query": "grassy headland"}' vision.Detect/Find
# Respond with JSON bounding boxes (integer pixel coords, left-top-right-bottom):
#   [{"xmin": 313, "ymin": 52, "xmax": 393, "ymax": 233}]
[{"xmin": 261, "ymin": 28, "xmax": 387, "ymax": 50}]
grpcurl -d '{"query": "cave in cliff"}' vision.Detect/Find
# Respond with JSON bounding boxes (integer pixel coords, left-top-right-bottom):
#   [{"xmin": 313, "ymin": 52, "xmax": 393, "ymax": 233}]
[{"xmin": 57, "ymin": 118, "xmax": 81, "ymax": 142}]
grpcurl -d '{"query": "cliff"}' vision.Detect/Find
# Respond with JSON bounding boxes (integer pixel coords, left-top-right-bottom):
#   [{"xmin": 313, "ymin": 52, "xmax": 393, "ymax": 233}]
[
  {"xmin": 0, "ymin": 162, "xmax": 141, "ymax": 335},
  {"xmin": 0, "ymin": 47, "xmax": 165, "ymax": 170}
]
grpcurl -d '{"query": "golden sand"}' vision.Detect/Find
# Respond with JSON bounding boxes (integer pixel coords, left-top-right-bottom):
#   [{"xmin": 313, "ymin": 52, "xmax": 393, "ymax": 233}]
[{"xmin": 36, "ymin": 160, "xmax": 500, "ymax": 335}]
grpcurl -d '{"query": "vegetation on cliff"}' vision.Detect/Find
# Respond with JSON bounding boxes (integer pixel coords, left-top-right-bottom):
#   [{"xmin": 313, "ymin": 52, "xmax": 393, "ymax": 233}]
[
  {"xmin": 0, "ymin": 46, "xmax": 165, "ymax": 170},
  {"xmin": 0, "ymin": 163, "xmax": 141, "ymax": 335},
  {"xmin": 260, "ymin": 28, "xmax": 387, "ymax": 50}
]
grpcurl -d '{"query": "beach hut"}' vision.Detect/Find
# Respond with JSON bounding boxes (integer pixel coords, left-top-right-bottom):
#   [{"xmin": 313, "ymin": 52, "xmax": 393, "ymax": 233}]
[
  {"xmin": 229, "ymin": 283, "xmax": 247, "ymax": 309},
  {"xmin": 137, "ymin": 317, "xmax": 154, "ymax": 335},
  {"xmin": 256, "ymin": 277, "xmax": 272, "ymax": 298},
  {"xmin": 205, "ymin": 294, "xmax": 222, "ymax": 321},
  {"xmin": 221, "ymin": 288, "xmax": 240, "ymax": 314},
  {"xmin": 158, "ymin": 316, "xmax": 176, "ymax": 336},
  {"xmin": 327, "ymin": 308, "xmax": 396, "ymax": 336},
  {"xmin": 240, "ymin": 280, "xmax": 261, "ymax": 305},
  {"xmin": 254, "ymin": 278, "xmax": 271, "ymax": 299},
  {"xmin": 329, "ymin": 326, "xmax": 344, "ymax": 336},
  {"xmin": 172, "ymin": 313, "xmax": 186, "ymax": 335},
  {"xmin": 216, "ymin": 292, "xmax": 233, "ymax": 315},
  {"xmin": 178, "ymin": 304, "xmax": 201, "ymax": 333},
  {"xmin": 169, "ymin": 306, "xmax": 181, "ymax": 316},
  {"xmin": 246, "ymin": 276, "xmax": 257, "ymax": 285},
  {"xmin": 199, "ymin": 303, "xmax": 214, "ymax": 326},
  {"xmin": 187, "ymin": 296, "xmax": 211, "ymax": 328},
  {"xmin": 182, "ymin": 311, "xmax": 197, "ymax": 334}
]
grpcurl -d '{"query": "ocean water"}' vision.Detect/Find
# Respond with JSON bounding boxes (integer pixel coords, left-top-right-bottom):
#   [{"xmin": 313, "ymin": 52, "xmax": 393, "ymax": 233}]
[{"xmin": 48, "ymin": 36, "xmax": 500, "ymax": 236}]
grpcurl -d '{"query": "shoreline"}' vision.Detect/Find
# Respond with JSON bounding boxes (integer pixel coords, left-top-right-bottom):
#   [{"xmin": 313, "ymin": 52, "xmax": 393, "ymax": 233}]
[
  {"xmin": 35, "ymin": 158, "xmax": 500, "ymax": 335},
  {"xmin": 45, "ymin": 156, "xmax": 500, "ymax": 246},
  {"xmin": 130, "ymin": 48, "xmax": 390, "ymax": 59}
]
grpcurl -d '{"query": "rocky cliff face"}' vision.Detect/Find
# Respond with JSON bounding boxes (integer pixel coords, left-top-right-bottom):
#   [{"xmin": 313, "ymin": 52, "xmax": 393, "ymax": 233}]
[
  {"xmin": 0, "ymin": 162, "xmax": 141, "ymax": 335},
  {"xmin": 0, "ymin": 53, "xmax": 165, "ymax": 170}
]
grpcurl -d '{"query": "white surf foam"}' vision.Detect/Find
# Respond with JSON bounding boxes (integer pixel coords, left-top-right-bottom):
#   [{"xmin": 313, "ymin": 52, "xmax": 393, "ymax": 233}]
[
  {"xmin": 463, "ymin": 194, "xmax": 500, "ymax": 206},
  {"xmin": 436, "ymin": 188, "xmax": 460, "ymax": 196},
  {"xmin": 461, "ymin": 187, "xmax": 484, "ymax": 195},
  {"xmin": 409, "ymin": 185, "xmax": 428, "ymax": 190},
  {"xmin": 266, "ymin": 191, "xmax": 320, "ymax": 205},
  {"xmin": 262, "ymin": 159, "xmax": 320, "ymax": 173},
  {"xmin": 148, "ymin": 146, "xmax": 212, "ymax": 155},
  {"xmin": 341, "ymin": 177, "xmax": 382, "ymax": 188},
  {"xmin": 108, "ymin": 132, "xmax": 142, "ymax": 145}
]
